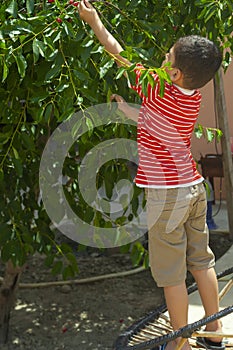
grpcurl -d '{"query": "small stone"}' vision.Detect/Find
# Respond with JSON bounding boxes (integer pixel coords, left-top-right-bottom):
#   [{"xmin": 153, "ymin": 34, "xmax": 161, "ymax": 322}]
[
  {"xmin": 90, "ymin": 252, "xmax": 100, "ymax": 258},
  {"xmin": 60, "ymin": 284, "xmax": 72, "ymax": 293}
]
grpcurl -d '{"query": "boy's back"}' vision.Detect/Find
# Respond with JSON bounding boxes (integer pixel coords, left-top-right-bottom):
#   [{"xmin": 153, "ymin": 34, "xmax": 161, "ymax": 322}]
[{"xmin": 132, "ymin": 67, "xmax": 203, "ymax": 187}]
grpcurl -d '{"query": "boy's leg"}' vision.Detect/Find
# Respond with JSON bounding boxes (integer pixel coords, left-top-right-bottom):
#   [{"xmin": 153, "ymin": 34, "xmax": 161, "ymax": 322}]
[
  {"xmin": 191, "ymin": 267, "xmax": 223, "ymax": 342},
  {"xmin": 164, "ymin": 282, "xmax": 192, "ymax": 350},
  {"xmin": 185, "ymin": 184, "xmax": 223, "ymax": 344},
  {"xmin": 164, "ymin": 282, "xmax": 188, "ymax": 330},
  {"xmin": 146, "ymin": 187, "xmax": 193, "ymax": 349}
]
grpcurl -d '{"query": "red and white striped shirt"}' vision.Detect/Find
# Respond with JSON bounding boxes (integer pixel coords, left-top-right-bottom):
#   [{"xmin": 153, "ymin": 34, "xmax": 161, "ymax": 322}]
[{"xmin": 131, "ymin": 66, "xmax": 203, "ymax": 188}]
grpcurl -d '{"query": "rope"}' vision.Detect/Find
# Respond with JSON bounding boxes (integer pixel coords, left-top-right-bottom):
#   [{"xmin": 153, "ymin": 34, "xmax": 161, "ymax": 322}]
[{"xmin": 0, "ymin": 266, "xmax": 146, "ymax": 289}]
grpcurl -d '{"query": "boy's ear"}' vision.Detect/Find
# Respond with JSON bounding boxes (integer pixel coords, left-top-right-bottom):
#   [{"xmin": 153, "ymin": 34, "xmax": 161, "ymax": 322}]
[{"xmin": 169, "ymin": 68, "xmax": 183, "ymax": 83}]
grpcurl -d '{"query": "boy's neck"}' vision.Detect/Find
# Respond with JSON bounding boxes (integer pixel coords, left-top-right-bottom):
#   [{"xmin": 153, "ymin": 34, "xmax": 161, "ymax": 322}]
[{"xmin": 174, "ymin": 84, "xmax": 195, "ymax": 95}]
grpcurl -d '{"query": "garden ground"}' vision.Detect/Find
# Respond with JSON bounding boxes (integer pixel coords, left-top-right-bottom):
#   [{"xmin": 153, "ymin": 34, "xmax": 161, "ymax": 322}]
[{"xmin": 1, "ymin": 231, "xmax": 232, "ymax": 350}]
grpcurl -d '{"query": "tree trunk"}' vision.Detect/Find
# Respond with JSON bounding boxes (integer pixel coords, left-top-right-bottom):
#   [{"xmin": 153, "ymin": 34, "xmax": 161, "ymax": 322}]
[
  {"xmin": 214, "ymin": 69, "xmax": 233, "ymax": 240},
  {"xmin": 0, "ymin": 261, "xmax": 24, "ymax": 344}
]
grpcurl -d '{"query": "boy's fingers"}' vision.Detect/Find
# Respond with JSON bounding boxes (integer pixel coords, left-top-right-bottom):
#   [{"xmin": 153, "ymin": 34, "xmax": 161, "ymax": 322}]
[
  {"xmin": 110, "ymin": 94, "xmax": 116, "ymax": 101},
  {"xmin": 78, "ymin": 0, "xmax": 95, "ymax": 19},
  {"xmin": 78, "ymin": 0, "xmax": 88, "ymax": 11},
  {"xmin": 85, "ymin": 0, "xmax": 91, "ymax": 7},
  {"xmin": 82, "ymin": 0, "xmax": 92, "ymax": 9},
  {"xmin": 110, "ymin": 94, "xmax": 125, "ymax": 102}
]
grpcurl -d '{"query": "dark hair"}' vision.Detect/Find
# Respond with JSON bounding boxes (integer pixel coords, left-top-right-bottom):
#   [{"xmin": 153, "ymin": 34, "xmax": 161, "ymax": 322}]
[{"xmin": 173, "ymin": 35, "xmax": 222, "ymax": 89}]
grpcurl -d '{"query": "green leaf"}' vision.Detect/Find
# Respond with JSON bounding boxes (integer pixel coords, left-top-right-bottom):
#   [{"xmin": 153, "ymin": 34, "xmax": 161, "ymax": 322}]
[
  {"xmin": 1, "ymin": 240, "xmax": 25, "ymax": 266},
  {"xmin": 204, "ymin": 5, "xmax": 217, "ymax": 23},
  {"xmin": 115, "ymin": 216, "xmax": 127, "ymax": 225},
  {"xmin": 26, "ymin": 0, "xmax": 35, "ymax": 15},
  {"xmin": 116, "ymin": 66, "xmax": 126, "ymax": 80},
  {"xmin": 23, "ymin": 243, "xmax": 34, "ymax": 255},
  {"xmin": 141, "ymin": 77, "xmax": 148, "ymax": 97},
  {"xmin": 30, "ymin": 92, "xmax": 50, "ymax": 104},
  {"xmin": 21, "ymin": 228, "xmax": 34, "ymax": 244},
  {"xmin": 33, "ymin": 106, "xmax": 45, "ymax": 123},
  {"xmin": 83, "ymin": 207, "xmax": 95, "ymax": 223},
  {"xmin": 73, "ymin": 68, "xmax": 90, "ymax": 81},
  {"xmin": 119, "ymin": 193, "xmax": 129, "ymax": 210},
  {"xmin": 44, "ymin": 254, "xmax": 55, "ymax": 268},
  {"xmin": 147, "ymin": 73, "xmax": 156, "ymax": 89},
  {"xmin": 99, "ymin": 58, "xmax": 115, "ymax": 79},
  {"xmin": 143, "ymin": 251, "xmax": 149, "ymax": 269},
  {"xmin": 66, "ymin": 252, "xmax": 78, "ymax": 269},
  {"xmin": 216, "ymin": 129, "xmax": 223, "ymax": 142},
  {"xmin": 45, "ymin": 53, "xmax": 63, "ymax": 81},
  {"xmin": 104, "ymin": 175, "xmax": 113, "ymax": 200},
  {"xmin": 51, "ymin": 260, "xmax": 63, "ymax": 275},
  {"xmin": 120, "ymin": 243, "xmax": 131, "ymax": 254},
  {"xmin": 79, "ymin": 86, "xmax": 99, "ymax": 103},
  {"xmin": 57, "ymin": 107, "xmax": 75, "ymax": 122},
  {"xmin": 130, "ymin": 241, "xmax": 145, "ymax": 267},
  {"xmin": 206, "ymin": 128, "xmax": 215, "ymax": 142},
  {"xmin": 2, "ymin": 62, "xmax": 9, "ymax": 82},
  {"xmin": 0, "ymin": 132, "xmax": 11, "ymax": 145},
  {"xmin": 133, "ymin": 47, "xmax": 152, "ymax": 61},
  {"xmin": 72, "ymin": 118, "xmax": 83, "ymax": 139},
  {"xmin": 21, "ymin": 133, "xmax": 35, "ymax": 150},
  {"xmin": 14, "ymin": 54, "xmax": 27, "ymax": 78},
  {"xmin": 131, "ymin": 196, "xmax": 139, "ymax": 216},
  {"xmin": 138, "ymin": 69, "xmax": 148, "ymax": 85},
  {"xmin": 33, "ymin": 38, "xmax": 45, "ymax": 63},
  {"xmin": 12, "ymin": 158, "xmax": 23, "ymax": 177},
  {"xmin": 62, "ymin": 265, "xmax": 75, "ymax": 280},
  {"xmin": 55, "ymin": 82, "xmax": 70, "ymax": 93},
  {"xmin": 91, "ymin": 44, "xmax": 104, "ymax": 54},
  {"xmin": 60, "ymin": 243, "xmax": 73, "ymax": 254},
  {"xmin": 6, "ymin": 0, "xmax": 18, "ymax": 18},
  {"xmin": 127, "ymin": 69, "xmax": 137, "ymax": 87},
  {"xmin": 0, "ymin": 169, "xmax": 4, "ymax": 183},
  {"xmin": 12, "ymin": 146, "xmax": 19, "ymax": 159},
  {"xmin": 81, "ymin": 37, "xmax": 94, "ymax": 48},
  {"xmin": 204, "ymin": 180, "xmax": 211, "ymax": 198},
  {"xmin": 62, "ymin": 21, "xmax": 75, "ymax": 38},
  {"xmin": 0, "ymin": 224, "xmax": 12, "ymax": 246},
  {"xmin": 194, "ymin": 124, "xmax": 203, "ymax": 139},
  {"xmin": 44, "ymin": 103, "xmax": 53, "ymax": 122},
  {"xmin": 85, "ymin": 117, "xmax": 93, "ymax": 136}
]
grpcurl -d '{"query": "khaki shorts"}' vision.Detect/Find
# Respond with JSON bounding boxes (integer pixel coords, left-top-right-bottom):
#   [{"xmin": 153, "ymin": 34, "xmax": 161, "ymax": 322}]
[{"xmin": 146, "ymin": 183, "xmax": 215, "ymax": 287}]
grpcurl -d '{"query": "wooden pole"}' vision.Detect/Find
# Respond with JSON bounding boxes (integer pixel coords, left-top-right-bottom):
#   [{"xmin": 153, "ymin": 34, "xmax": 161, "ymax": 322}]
[{"xmin": 214, "ymin": 69, "xmax": 233, "ymax": 240}]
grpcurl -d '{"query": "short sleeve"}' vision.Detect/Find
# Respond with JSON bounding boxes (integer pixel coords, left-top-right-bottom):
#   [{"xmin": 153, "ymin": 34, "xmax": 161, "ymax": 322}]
[{"xmin": 130, "ymin": 64, "xmax": 160, "ymax": 100}]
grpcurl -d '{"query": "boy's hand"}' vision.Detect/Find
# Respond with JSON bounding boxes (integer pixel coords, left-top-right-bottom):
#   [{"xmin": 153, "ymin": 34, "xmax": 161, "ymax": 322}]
[
  {"xmin": 111, "ymin": 94, "xmax": 127, "ymax": 113},
  {"xmin": 78, "ymin": 0, "xmax": 98, "ymax": 25},
  {"xmin": 111, "ymin": 94, "xmax": 139, "ymax": 122},
  {"xmin": 78, "ymin": 0, "xmax": 130, "ymax": 67}
]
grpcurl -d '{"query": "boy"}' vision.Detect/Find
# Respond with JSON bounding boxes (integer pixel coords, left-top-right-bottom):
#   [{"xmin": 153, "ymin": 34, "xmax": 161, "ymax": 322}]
[{"xmin": 78, "ymin": 1, "xmax": 223, "ymax": 349}]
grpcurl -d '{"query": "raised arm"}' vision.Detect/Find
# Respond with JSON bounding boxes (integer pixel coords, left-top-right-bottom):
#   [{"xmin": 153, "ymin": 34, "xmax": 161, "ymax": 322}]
[{"xmin": 78, "ymin": 0, "xmax": 131, "ymax": 67}]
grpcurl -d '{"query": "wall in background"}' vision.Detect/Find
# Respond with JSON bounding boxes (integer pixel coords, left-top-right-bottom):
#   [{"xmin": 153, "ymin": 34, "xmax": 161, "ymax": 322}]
[{"xmin": 192, "ymin": 62, "xmax": 233, "ymax": 200}]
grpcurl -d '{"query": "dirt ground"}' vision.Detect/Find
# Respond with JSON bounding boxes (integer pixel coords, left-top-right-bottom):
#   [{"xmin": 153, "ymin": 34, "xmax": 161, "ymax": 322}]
[{"xmin": 1, "ymin": 232, "xmax": 232, "ymax": 350}]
